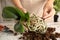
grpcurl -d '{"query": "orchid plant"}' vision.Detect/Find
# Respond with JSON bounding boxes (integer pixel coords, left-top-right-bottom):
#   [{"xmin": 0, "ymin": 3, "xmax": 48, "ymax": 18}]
[{"xmin": 2, "ymin": 7, "xmax": 30, "ymax": 33}]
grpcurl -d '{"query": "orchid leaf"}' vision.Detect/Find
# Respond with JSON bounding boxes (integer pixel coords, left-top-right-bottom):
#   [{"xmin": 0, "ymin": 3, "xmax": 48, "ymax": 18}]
[
  {"xmin": 2, "ymin": 7, "xmax": 25, "ymax": 20},
  {"xmin": 25, "ymin": 12, "xmax": 30, "ymax": 26},
  {"xmin": 14, "ymin": 22, "xmax": 24, "ymax": 33},
  {"xmin": 2, "ymin": 7, "xmax": 18, "ymax": 19}
]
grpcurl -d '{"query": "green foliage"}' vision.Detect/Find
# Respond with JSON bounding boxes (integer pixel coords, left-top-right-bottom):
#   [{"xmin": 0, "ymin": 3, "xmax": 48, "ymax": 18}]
[
  {"xmin": 2, "ymin": 7, "xmax": 25, "ymax": 20},
  {"xmin": 2, "ymin": 7, "xmax": 18, "ymax": 19},
  {"xmin": 25, "ymin": 12, "xmax": 30, "ymax": 26},
  {"xmin": 14, "ymin": 22, "xmax": 24, "ymax": 33},
  {"xmin": 54, "ymin": 0, "xmax": 60, "ymax": 13},
  {"xmin": 2, "ymin": 6, "xmax": 30, "ymax": 33}
]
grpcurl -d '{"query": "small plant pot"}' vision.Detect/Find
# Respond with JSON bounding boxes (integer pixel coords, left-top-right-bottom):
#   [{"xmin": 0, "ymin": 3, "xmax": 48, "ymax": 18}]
[{"xmin": 54, "ymin": 15, "xmax": 59, "ymax": 22}]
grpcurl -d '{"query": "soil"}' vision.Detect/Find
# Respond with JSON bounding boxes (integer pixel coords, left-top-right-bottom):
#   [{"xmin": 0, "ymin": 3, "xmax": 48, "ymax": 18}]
[{"xmin": 19, "ymin": 27, "xmax": 60, "ymax": 40}]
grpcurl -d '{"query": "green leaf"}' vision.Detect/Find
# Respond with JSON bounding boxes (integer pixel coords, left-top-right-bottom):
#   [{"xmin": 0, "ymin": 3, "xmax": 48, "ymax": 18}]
[
  {"xmin": 2, "ymin": 7, "xmax": 18, "ymax": 19},
  {"xmin": 16, "ymin": 8, "xmax": 25, "ymax": 18},
  {"xmin": 14, "ymin": 22, "xmax": 24, "ymax": 33},
  {"xmin": 25, "ymin": 12, "xmax": 30, "ymax": 21},
  {"xmin": 25, "ymin": 12, "xmax": 30, "ymax": 26},
  {"xmin": 19, "ymin": 12, "xmax": 30, "ymax": 21},
  {"xmin": 54, "ymin": 0, "xmax": 60, "ymax": 12},
  {"xmin": 2, "ymin": 6, "xmax": 26, "ymax": 20},
  {"xmin": 54, "ymin": 5, "xmax": 59, "ymax": 11}
]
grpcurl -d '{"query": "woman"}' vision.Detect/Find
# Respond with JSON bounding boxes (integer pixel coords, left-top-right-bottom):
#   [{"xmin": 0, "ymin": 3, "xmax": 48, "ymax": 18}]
[
  {"xmin": 12, "ymin": 0, "xmax": 55, "ymax": 22},
  {"xmin": 0, "ymin": 0, "xmax": 55, "ymax": 31},
  {"xmin": 12, "ymin": 0, "xmax": 55, "ymax": 33},
  {"xmin": 0, "ymin": 0, "xmax": 55, "ymax": 22},
  {"xmin": 0, "ymin": 0, "xmax": 55, "ymax": 40}
]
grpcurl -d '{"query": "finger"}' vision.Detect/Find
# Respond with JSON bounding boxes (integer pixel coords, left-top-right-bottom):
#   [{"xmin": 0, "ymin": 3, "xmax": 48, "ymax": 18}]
[
  {"xmin": 24, "ymin": 9, "xmax": 27, "ymax": 13},
  {"xmin": 43, "ymin": 9, "xmax": 55, "ymax": 19},
  {"xmin": 43, "ymin": 9, "xmax": 53, "ymax": 19},
  {"xmin": 43, "ymin": 8, "xmax": 52, "ymax": 19},
  {"xmin": 21, "ymin": 8, "xmax": 27, "ymax": 13},
  {"xmin": 43, "ymin": 8, "xmax": 48, "ymax": 17}
]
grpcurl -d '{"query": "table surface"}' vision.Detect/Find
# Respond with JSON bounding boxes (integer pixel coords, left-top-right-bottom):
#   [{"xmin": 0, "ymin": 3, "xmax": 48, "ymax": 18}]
[{"xmin": 0, "ymin": 21, "xmax": 60, "ymax": 40}]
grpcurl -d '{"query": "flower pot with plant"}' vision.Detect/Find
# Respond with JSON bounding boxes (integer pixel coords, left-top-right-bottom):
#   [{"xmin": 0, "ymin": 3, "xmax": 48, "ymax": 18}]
[{"xmin": 54, "ymin": 0, "xmax": 60, "ymax": 22}]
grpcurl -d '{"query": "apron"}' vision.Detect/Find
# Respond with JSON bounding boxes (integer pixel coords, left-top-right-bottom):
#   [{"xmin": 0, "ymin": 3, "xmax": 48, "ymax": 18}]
[
  {"xmin": 20, "ymin": 0, "xmax": 53, "ymax": 23},
  {"xmin": 20, "ymin": 0, "xmax": 47, "ymax": 17}
]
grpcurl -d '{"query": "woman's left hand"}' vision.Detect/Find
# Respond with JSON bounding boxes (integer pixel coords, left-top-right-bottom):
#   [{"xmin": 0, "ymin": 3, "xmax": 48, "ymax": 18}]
[{"xmin": 42, "ymin": 1, "xmax": 55, "ymax": 20}]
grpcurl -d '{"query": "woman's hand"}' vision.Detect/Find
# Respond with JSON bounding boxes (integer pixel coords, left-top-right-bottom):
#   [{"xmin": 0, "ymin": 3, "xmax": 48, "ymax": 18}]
[
  {"xmin": 42, "ymin": 0, "xmax": 55, "ymax": 20},
  {"xmin": 12, "ymin": 0, "xmax": 27, "ymax": 13},
  {"xmin": 21, "ymin": 8, "xmax": 27, "ymax": 13}
]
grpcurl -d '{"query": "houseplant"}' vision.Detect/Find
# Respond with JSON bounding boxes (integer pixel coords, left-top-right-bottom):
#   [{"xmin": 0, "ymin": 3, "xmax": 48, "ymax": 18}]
[
  {"xmin": 2, "ymin": 6, "xmax": 30, "ymax": 33},
  {"xmin": 2, "ymin": 6, "xmax": 47, "ymax": 40},
  {"xmin": 54, "ymin": 0, "xmax": 60, "ymax": 22}
]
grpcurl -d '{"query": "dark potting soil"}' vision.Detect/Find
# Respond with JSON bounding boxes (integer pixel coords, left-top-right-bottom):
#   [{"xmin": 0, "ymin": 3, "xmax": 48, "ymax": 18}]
[{"xmin": 19, "ymin": 27, "xmax": 60, "ymax": 40}]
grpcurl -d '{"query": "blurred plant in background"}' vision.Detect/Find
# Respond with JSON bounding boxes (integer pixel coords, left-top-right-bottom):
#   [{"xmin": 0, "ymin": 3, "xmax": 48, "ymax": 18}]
[
  {"xmin": 53, "ymin": 0, "xmax": 60, "ymax": 22},
  {"xmin": 54, "ymin": 0, "xmax": 60, "ymax": 14}
]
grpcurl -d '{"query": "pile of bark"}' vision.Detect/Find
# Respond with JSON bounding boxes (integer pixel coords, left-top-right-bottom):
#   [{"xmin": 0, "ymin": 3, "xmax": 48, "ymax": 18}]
[{"xmin": 20, "ymin": 27, "xmax": 60, "ymax": 40}]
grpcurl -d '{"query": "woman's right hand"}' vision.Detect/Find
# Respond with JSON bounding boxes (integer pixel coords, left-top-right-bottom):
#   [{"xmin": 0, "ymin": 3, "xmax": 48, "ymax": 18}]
[
  {"xmin": 21, "ymin": 8, "xmax": 27, "ymax": 13},
  {"xmin": 12, "ymin": 0, "xmax": 27, "ymax": 13}
]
